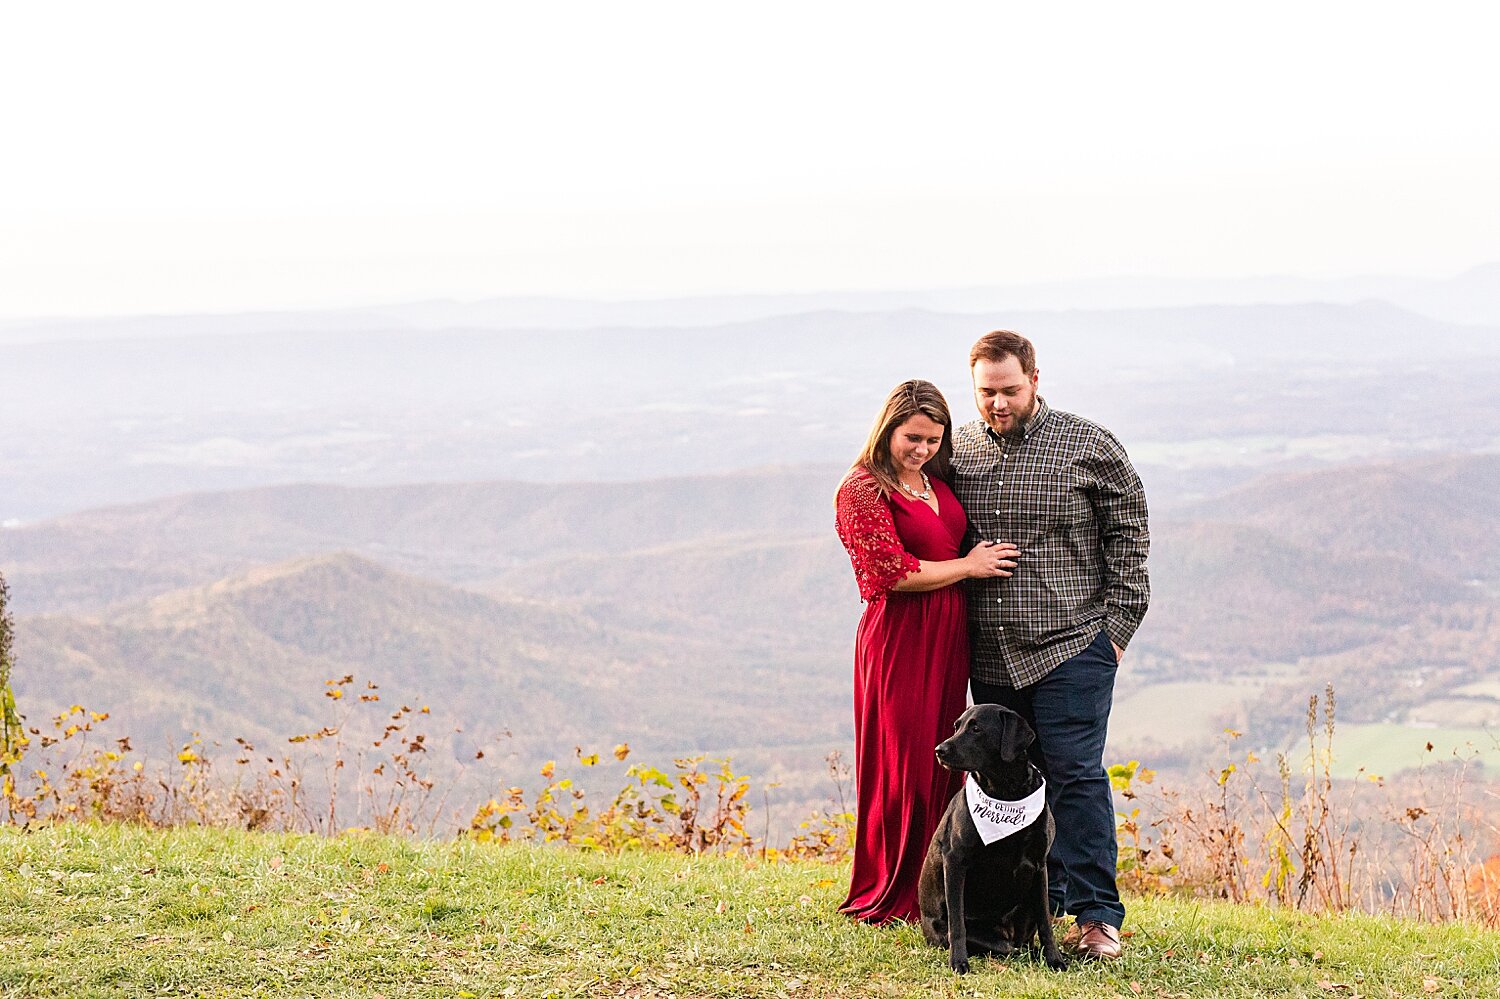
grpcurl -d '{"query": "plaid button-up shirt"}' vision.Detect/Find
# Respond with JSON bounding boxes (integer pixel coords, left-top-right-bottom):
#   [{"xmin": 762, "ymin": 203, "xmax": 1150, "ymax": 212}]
[{"xmin": 951, "ymin": 398, "xmax": 1150, "ymax": 688}]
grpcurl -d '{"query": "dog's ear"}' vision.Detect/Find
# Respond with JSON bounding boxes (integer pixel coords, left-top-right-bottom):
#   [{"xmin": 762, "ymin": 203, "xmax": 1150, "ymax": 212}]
[{"xmin": 999, "ymin": 711, "xmax": 1034, "ymax": 762}]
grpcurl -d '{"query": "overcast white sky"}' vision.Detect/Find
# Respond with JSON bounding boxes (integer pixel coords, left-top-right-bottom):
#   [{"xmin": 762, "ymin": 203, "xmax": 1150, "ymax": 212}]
[{"xmin": 3, "ymin": 1, "xmax": 1498, "ymax": 318}]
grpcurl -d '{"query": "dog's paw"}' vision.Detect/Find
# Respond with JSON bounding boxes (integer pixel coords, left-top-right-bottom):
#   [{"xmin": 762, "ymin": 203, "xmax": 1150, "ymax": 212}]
[
  {"xmin": 949, "ymin": 954, "xmax": 970, "ymax": 975},
  {"xmin": 1044, "ymin": 949, "xmax": 1070, "ymax": 971}
]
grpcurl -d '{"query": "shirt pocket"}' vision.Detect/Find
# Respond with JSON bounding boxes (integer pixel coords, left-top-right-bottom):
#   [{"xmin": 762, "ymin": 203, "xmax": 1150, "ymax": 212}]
[
  {"xmin": 950, "ymin": 453, "xmax": 995, "ymax": 488},
  {"xmin": 1014, "ymin": 468, "xmax": 1091, "ymax": 536}
]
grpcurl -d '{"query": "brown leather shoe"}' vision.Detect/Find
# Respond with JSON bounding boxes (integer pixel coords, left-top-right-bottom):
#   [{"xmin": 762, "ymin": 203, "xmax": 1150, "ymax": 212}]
[{"xmin": 1075, "ymin": 920, "xmax": 1122, "ymax": 960}]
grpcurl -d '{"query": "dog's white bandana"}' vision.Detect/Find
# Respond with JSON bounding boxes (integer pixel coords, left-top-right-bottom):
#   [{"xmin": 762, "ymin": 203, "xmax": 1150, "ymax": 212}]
[{"xmin": 965, "ymin": 775, "xmax": 1046, "ymax": 845}]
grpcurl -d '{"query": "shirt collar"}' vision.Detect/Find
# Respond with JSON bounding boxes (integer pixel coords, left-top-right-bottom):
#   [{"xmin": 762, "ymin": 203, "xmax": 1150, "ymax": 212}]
[{"xmin": 984, "ymin": 396, "xmax": 1050, "ymax": 446}]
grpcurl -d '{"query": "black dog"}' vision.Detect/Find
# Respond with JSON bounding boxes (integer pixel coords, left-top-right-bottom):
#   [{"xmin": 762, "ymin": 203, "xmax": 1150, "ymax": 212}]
[{"xmin": 917, "ymin": 704, "xmax": 1068, "ymax": 974}]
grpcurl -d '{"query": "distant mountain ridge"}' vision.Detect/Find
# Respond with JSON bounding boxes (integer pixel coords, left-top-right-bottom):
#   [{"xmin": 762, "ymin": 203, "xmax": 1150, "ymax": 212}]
[
  {"xmin": 4, "ymin": 296, "xmax": 1496, "ymax": 522},
  {"xmin": 4, "ymin": 263, "xmax": 1498, "ymax": 343},
  {"xmin": 1, "ymin": 466, "xmax": 846, "ymax": 614}
]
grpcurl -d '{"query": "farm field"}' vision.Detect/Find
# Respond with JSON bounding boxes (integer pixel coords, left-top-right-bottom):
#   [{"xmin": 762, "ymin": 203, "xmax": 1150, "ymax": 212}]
[
  {"xmin": 1108, "ymin": 678, "xmax": 1275, "ymax": 753},
  {"xmin": 1318, "ymin": 723, "xmax": 1497, "ymax": 780}
]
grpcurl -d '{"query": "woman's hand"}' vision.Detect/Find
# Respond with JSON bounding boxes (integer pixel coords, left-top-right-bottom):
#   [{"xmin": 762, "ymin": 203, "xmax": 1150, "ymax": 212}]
[
  {"xmin": 890, "ymin": 540, "xmax": 1021, "ymax": 592},
  {"xmin": 963, "ymin": 540, "xmax": 1020, "ymax": 579}
]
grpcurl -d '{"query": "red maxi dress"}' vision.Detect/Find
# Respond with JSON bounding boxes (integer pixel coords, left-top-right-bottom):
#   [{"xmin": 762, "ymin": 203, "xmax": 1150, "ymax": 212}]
[{"xmin": 834, "ymin": 468, "xmax": 970, "ymax": 924}]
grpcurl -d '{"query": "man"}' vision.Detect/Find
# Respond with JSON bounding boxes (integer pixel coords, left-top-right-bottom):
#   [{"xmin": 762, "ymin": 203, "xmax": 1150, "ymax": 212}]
[{"xmin": 949, "ymin": 329, "xmax": 1150, "ymax": 960}]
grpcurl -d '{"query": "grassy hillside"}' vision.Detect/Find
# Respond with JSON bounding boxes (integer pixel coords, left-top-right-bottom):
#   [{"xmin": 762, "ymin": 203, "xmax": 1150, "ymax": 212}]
[{"xmin": 3, "ymin": 824, "xmax": 1496, "ymax": 998}]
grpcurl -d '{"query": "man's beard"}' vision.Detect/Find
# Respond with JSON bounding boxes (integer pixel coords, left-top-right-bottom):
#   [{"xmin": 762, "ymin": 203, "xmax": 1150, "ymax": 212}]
[{"xmin": 993, "ymin": 397, "xmax": 1035, "ymax": 440}]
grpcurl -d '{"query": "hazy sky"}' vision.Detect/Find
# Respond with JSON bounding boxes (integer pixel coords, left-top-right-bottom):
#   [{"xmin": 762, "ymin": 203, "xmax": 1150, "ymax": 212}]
[{"xmin": 3, "ymin": 2, "xmax": 1498, "ymax": 318}]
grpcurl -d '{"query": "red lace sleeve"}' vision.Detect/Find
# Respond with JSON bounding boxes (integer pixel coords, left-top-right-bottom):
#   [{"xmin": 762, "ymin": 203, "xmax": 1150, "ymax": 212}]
[{"xmin": 835, "ymin": 471, "xmax": 921, "ymax": 602}]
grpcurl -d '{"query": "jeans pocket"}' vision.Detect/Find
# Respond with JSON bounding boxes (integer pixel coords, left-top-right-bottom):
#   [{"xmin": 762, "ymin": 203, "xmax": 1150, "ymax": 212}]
[{"xmin": 1092, "ymin": 629, "xmax": 1118, "ymax": 668}]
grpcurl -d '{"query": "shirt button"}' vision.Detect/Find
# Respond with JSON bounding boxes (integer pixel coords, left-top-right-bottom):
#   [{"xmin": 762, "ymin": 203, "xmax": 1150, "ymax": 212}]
[
  {"xmin": 997, "ymin": 627, "xmax": 1005, "ymax": 632},
  {"xmin": 995, "ymin": 598, "xmax": 1003, "ymax": 605},
  {"xmin": 994, "ymin": 510, "xmax": 1001, "ymax": 515}
]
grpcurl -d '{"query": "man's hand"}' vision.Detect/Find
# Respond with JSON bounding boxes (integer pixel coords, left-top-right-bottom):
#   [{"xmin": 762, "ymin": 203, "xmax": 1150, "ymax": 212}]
[{"xmin": 1112, "ymin": 641, "xmax": 1124, "ymax": 662}]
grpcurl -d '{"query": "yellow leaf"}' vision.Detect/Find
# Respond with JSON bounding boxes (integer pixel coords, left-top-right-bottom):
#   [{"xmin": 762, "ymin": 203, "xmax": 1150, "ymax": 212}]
[{"xmin": 613, "ymin": 743, "xmax": 630, "ymax": 761}]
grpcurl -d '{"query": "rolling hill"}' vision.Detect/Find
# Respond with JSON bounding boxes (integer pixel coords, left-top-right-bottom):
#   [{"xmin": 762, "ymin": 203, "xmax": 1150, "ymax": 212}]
[
  {"xmin": 12, "ymin": 550, "xmax": 855, "ymax": 769},
  {"xmin": 5, "ymin": 454, "xmax": 1496, "ymax": 783},
  {"xmin": 1170, "ymin": 454, "xmax": 1500, "ymax": 584}
]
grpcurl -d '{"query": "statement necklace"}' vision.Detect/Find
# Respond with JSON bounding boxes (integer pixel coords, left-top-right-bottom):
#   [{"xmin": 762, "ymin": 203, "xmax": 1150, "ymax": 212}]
[{"xmin": 899, "ymin": 470, "xmax": 932, "ymax": 501}]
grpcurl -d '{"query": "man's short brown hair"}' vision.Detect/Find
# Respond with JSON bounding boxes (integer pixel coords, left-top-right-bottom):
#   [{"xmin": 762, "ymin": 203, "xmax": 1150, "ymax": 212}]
[{"xmin": 969, "ymin": 330, "xmax": 1036, "ymax": 375}]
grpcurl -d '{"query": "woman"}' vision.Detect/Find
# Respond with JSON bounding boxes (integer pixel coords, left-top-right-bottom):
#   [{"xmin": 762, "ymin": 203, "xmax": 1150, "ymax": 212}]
[{"xmin": 834, "ymin": 379, "xmax": 1018, "ymax": 924}]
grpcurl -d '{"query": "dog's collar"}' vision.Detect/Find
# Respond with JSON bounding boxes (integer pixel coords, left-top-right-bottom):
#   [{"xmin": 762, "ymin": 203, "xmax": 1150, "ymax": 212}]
[{"xmin": 965, "ymin": 774, "xmax": 1046, "ymax": 845}]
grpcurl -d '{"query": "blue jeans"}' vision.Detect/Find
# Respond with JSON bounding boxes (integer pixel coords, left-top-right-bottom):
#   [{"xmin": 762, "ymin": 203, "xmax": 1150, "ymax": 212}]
[{"xmin": 970, "ymin": 629, "xmax": 1123, "ymax": 928}]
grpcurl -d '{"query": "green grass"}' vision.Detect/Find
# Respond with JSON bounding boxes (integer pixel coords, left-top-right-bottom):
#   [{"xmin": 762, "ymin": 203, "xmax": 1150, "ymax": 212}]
[
  {"xmin": 3, "ymin": 824, "xmax": 1498, "ymax": 998},
  {"xmin": 1323, "ymin": 723, "xmax": 1496, "ymax": 779}
]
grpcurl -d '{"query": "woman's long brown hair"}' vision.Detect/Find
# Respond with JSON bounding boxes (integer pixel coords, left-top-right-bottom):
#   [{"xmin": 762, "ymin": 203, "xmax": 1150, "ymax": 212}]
[{"xmin": 842, "ymin": 379, "xmax": 954, "ymax": 499}]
